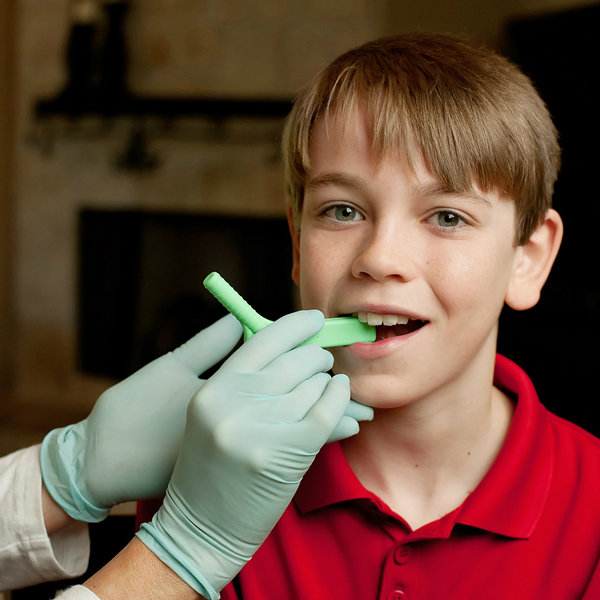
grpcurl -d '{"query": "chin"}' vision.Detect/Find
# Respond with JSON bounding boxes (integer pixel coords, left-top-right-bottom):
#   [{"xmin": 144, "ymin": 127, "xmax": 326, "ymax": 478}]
[{"xmin": 341, "ymin": 371, "xmax": 414, "ymax": 410}]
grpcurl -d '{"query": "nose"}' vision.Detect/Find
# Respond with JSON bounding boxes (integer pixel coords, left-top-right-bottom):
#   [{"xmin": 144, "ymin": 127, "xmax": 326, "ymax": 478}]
[{"xmin": 350, "ymin": 220, "xmax": 416, "ymax": 282}]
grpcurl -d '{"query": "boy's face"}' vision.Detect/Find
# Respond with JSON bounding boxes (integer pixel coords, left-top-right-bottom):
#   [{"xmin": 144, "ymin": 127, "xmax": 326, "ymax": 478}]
[{"xmin": 289, "ymin": 109, "xmax": 524, "ymax": 409}]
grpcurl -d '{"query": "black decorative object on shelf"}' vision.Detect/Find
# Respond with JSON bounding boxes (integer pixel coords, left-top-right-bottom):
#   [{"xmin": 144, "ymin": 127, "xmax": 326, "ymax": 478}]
[
  {"xmin": 97, "ymin": 0, "xmax": 129, "ymax": 109},
  {"xmin": 34, "ymin": 0, "xmax": 292, "ymax": 121}
]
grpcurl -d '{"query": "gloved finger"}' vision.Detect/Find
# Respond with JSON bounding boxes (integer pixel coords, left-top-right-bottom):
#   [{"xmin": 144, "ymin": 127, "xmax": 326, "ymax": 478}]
[
  {"xmin": 172, "ymin": 314, "xmax": 243, "ymax": 374},
  {"xmin": 326, "ymin": 416, "xmax": 360, "ymax": 443},
  {"xmin": 263, "ymin": 372, "xmax": 332, "ymax": 422},
  {"xmin": 344, "ymin": 399, "xmax": 374, "ymax": 423},
  {"xmin": 292, "ymin": 374, "xmax": 350, "ymax": 450},
  {"xmin": 325, "ymin": 398, "xmax": 372, "ymax": 443},
  {"xmin": 250, "ymin": 345, "xmax": 334, "ymax": 396},
  {"xmin": 224, "ymin": 310, "xmax": 325, "ymax": 372}
]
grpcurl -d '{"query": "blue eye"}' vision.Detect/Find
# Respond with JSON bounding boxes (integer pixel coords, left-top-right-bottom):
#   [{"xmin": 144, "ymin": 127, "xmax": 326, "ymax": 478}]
[
  {"xmin": 329, "ymin": 205, "xmax": 360, "ymax": 222},
  {"xmin": 435, "ymin": 211, "xmax": 463, "ymax": 228}
]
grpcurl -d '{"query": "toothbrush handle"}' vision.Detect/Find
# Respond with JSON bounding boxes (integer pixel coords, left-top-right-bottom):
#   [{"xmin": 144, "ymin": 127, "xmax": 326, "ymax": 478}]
[
  {"xmin": 204, "ymin": 272, "xmax": 375, "ymax": 347},
  {"xmin": 203, "ymin": 272, "xmax": 270, "ymax": 334}
]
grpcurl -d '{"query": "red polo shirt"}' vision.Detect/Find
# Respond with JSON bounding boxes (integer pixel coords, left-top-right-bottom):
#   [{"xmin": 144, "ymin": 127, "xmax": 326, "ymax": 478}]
[{"xmin": 218, "ymin": 355, "xmax": 600, "ymax": 600}]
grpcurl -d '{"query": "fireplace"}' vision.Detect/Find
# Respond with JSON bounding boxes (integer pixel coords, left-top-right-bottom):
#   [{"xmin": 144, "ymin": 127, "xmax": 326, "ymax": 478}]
[{"xmin": 77, "ymin": 208, "xmax": 295, "ymax": 379}]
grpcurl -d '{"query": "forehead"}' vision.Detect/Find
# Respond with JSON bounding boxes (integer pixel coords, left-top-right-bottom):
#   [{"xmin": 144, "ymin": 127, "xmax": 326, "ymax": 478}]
[
  {"xmin": 309, "ymin": 110, "xmax": 371, "ymax": 161},
  {"xmin": 309, "ymin": 107, "xmax": 512, "ymax": 201},
  {"xmin": 308, "ymin": 108, "xmax": 432, "ymax": 187}
]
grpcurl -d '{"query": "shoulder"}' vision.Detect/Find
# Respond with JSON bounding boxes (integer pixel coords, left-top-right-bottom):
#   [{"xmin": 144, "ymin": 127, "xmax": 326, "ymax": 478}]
[
  {"xmin": 496, "ymin": 354, "xmax": 600, "ymax": 468},
  {"xmin": 547, "ymin": 410, "xmax": 600, "ymax": 461},
  {"xmin": 543, "ymin": 410, "xmax": 600, "ymax": 504}
]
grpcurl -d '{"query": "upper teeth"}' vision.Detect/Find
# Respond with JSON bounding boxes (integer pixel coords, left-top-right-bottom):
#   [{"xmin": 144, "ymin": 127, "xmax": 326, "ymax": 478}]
[{"xmin": 356, "ymin": 311, "xmax": 410, "ymax": 326}]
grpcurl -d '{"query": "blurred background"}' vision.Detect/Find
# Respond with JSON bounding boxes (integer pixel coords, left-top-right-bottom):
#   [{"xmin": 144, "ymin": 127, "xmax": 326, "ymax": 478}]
[{"xmin": 0, "ymin": 0, "xmax": 599, "ymax": 460}]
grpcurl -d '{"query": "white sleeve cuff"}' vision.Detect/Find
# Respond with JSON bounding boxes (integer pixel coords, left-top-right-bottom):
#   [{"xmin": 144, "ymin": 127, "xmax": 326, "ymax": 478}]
[
  {"xmin": 54, "ymin": 585, "xmax": 101, "ymax": 599},
  {"xmin": 0, "ymin": 445, "xmax": 90, "ymax": 591}
]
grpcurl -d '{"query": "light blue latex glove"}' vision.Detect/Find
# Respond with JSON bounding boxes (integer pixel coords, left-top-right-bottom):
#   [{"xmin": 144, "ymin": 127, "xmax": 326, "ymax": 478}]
[
  {"xmin": 40, "ymin": 315, "xmax": 243, "ymax": 523},
  {"xmin": 137, "ymin": 310, "xmax": 357, "ymax": 599}
]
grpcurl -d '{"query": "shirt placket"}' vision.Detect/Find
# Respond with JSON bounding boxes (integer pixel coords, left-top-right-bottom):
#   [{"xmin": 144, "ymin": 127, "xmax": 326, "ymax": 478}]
[{"xmin": 377, "ymin": 514, "xmax": 456, "ymax": 599}]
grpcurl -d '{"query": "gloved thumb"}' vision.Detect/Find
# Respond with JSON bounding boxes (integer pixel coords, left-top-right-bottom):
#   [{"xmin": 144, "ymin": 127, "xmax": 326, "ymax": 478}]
[{"xmin": 171, "ymin": 314, "xmax": 243, "ymax": 374}]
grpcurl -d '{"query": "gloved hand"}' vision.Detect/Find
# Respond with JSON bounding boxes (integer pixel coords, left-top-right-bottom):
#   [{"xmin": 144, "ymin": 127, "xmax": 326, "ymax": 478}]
[
  {"xmin": 40, "ymin": 315, "xmax": 243, "ymax": 523},
  {"xmin": 137, "ymin": 310, "xmax": 357, "ymax": 599}
]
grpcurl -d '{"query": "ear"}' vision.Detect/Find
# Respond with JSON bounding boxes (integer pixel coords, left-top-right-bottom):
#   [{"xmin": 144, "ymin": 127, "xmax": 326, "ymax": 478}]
[
  {"xmin": 505, "ymin": 209, "xmax": 563, "ymax": 310},
  {"xmin": 286, "ymin": 203, "xmax": 301, "ymax": 286}
]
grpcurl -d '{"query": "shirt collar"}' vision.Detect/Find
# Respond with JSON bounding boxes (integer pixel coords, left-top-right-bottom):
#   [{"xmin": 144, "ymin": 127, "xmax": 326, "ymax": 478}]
[
  {"xmin": 457, "ymin": 354, "xmax": 554, "ymax": 538},
  {"xmin": 294, "ymin": 354, "xmax": 554, "ymax": 539},
  {"xmin": 294, "ymin": 439, "xmax": 373, "ymax": 514}
]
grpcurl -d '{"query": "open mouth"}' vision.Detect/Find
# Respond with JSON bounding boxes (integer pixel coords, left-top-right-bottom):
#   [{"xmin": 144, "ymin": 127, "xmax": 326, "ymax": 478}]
[{"xmin": 353, "ymin": 311, "xmax": 427, "ymax": 341}]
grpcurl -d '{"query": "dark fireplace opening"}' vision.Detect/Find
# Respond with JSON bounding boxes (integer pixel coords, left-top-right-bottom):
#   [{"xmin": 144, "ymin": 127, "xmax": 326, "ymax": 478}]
[{"xmin": 77, "ymin": 208, "xmax": 295, "ymax": 379}]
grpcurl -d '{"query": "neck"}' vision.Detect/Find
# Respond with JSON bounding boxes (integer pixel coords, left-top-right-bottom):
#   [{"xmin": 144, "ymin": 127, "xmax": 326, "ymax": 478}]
[{"xmin": 341, "ymin": 382, "xmax": 514, "ymax": 530}]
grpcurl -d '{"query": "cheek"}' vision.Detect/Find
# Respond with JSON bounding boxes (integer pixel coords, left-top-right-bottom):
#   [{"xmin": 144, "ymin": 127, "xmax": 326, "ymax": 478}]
[
  {"xmin": 298, "ymin": 238, "xmax": 329, "ymax": 308},
  {"xmin": 298, "ymin": 232, "xmax": 349, "ymax": 308},
  {"xmin": 429, "ymin": 244, "xmax": 516, "ymax": 315}
]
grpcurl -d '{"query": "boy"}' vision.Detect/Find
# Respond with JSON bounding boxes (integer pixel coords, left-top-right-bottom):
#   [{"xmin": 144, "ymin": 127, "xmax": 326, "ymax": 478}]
[{"xmin": 216, "ymin": 33, "xmax": 600, "ymax": 599}]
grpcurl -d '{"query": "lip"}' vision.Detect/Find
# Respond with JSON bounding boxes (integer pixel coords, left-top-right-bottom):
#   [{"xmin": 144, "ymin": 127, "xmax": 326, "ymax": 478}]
[
  {"xmin": 345, "ymin": 323, "xmax": 425, "ymax": 359},
  {"xmin": 331, "ymin": 303, "xmax": 429, "ymax": 358}
]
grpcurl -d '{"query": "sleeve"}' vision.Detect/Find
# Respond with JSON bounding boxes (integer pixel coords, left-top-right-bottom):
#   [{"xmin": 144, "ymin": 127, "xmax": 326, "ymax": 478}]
[
  {"xmin": 53, "ymin": 585, "xmax": 101, "ymax": 599},
  {"xmin": 0, "ymin": 445, "xmax": 90, "ymax": 592},
  {"xmin": 582, "ymin": 557, "xmax": 600, "ymax": 599}
]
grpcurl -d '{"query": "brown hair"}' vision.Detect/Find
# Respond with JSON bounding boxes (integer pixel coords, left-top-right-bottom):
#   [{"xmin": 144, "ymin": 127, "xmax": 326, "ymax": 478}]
[{"xmin": 282, "ymin": 33, "xmax": 560, "ymax": 245}]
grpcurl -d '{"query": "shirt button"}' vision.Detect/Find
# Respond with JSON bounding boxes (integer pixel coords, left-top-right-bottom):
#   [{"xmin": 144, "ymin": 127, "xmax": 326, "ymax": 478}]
[
  {"xmin": 394, "ymin": 545, "xmax": 412, "ymax": 565},
  {"xmin": 386, "ymin": 590, "xmax": 406, "ymax": 600}
]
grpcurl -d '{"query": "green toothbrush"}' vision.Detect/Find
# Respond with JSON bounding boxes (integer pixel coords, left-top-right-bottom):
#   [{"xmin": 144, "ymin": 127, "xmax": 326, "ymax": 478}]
[{"xmin": 203, "ymin": 272, "xmax": 376, "ymax": 347}]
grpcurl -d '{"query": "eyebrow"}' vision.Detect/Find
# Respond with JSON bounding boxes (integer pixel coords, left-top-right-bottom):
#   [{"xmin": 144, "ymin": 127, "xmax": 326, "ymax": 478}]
[
  {"xmin": 411, "ymin": 182, "xmax": 494, "ymax": 208},
  {"xmin": 305, "ymin": 172, "xmax": 368, "ymax": 193}
]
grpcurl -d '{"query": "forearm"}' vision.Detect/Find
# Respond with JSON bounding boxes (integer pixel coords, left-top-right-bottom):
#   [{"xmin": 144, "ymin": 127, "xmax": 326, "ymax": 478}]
[
  {"xmin": 83, "ymin": 537, "xmax": 204, "ymax": 600},
  {"xmin": 42, "ymin": 489, "xmax": 204, "ymax": 599},
  {"xmin": 42, "ymin": 482, "xmax": 77, "ymax": 534}
]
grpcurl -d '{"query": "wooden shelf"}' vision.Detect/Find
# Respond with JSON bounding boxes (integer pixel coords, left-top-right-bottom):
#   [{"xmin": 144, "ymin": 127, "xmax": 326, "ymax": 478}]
[{"xmin": 34, "ymin": 93, "xmax": 293, "ymax": 120}]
